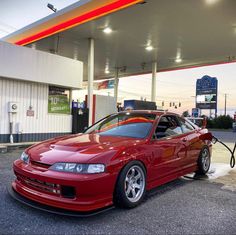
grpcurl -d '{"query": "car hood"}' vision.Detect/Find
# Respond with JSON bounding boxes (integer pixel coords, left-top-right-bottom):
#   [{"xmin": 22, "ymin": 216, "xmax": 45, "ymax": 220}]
[{"xmin": 27, "ymin": 134, "xmax": 145, "ymax": 165}]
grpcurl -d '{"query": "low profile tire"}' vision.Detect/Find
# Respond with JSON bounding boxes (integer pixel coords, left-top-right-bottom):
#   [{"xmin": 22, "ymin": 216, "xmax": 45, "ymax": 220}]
[
  {"xmin": 196, "ymin": 147, "xmax": 211, "ymax": 175},
  {"xmin": 114, "ymin": 161, "xmax": 146, "ymax": 209}
]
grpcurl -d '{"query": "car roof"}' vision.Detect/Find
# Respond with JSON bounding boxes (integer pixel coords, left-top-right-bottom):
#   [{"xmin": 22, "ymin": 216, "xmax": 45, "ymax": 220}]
[{"xmin": 118, "ymin": 110, "xmax": 181, "ymax": 117}]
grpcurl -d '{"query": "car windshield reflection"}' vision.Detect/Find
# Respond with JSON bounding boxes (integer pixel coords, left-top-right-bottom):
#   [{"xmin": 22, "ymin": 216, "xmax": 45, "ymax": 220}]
[{"xmin": 85, "ymin": 113, "xmax": 157, "ymax": 138}]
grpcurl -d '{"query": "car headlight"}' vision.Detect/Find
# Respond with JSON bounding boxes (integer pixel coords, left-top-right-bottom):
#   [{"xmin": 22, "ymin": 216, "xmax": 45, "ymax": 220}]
[
  {"xmin": 49, "ymin": 163, "xmax": 105, "ymax": 174},
  {"xmin": 20, "ymin": 152, "xmax": 29, "ymax": 164}
]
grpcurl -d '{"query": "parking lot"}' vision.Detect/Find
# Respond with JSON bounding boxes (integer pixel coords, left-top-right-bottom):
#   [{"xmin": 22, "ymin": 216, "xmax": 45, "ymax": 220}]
[
  {"xmin": 0, "ymin": 131, "xmax": 235, "ymax": 235},
  {"xmin": 1, "ymin": 0, "xmax": 236, "ymax": 234}
]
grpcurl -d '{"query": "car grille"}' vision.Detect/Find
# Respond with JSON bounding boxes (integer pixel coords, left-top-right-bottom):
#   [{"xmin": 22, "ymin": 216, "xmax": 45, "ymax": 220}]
[
  {"xmin": 15, "ymin": 172, "xmax": 76, "ymax": 198},
  {"xmin": 15, "ymin": 172, "xmax": 61, "ymax": 196}
]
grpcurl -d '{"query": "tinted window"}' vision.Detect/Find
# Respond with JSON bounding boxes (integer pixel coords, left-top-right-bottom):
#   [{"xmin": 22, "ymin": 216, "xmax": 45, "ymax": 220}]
[
  {"xmin": 85, "ymin": 113, "xmax": 156, "ymax": 138},
  {"xmin": 155, "ymin": 115, "xmax": 183, "ymax": 139},
  {"xmin": 178, "ymin": 118, "xmax": 195, "ymax": 133},
  {"xmin": 99, "ymin": 122, "xmax": 153, "ymax": 138}
]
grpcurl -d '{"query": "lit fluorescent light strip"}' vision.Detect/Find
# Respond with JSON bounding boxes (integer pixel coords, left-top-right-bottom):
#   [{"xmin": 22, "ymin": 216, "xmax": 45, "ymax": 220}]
[{"xmin": 15, "ymin": 0, "xmax": 143, "ymax": 46}]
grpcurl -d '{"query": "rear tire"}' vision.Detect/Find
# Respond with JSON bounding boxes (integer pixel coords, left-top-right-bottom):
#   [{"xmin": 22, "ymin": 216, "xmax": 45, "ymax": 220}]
[
  {"xmin": 196, "ymin": 147, "xmax": 211, "ymax": 175},
  {"xmin": 114, "ymin": 161, "xmax": 146, "ymax": 208}
]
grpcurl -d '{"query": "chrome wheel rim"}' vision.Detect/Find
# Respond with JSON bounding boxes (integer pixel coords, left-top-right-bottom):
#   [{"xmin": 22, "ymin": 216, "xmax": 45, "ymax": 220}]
[
  {"xmin": 202, "ymin": 149, "xmax": 210, "ymax": 171},
  {"xmin": 125, "ymin": 165, "xmax": 145, "ymax": 203}
]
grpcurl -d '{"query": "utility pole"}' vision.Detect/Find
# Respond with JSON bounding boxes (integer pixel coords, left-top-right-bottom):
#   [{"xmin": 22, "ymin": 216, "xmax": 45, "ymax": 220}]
[{"xmin": 224, "ymin": 94, "xmax": 227, "ymax": 116}]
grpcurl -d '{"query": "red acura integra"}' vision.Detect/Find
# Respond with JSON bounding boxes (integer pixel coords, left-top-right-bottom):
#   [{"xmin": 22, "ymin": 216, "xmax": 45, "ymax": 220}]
[{"xmin": 12, "ymin": 111, "xmax": 212, "ymax": 213}]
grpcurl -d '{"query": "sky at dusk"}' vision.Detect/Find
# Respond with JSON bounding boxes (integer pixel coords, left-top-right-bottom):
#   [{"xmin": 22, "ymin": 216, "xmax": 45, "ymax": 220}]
[
  {"xmin": 0, "ymin": 0, "xmax": 78, "ymax": 38},
  {"xmin": 73, "ymin": 61, "xmax": 236, "ymax": 116}
]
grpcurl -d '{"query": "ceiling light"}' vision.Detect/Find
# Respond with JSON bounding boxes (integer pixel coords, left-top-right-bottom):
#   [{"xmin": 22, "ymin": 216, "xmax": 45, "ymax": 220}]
[
  {"xmin": 31, "ymin": 44, "xmax": 36, "ymax": 49},
  {"xmin": 105, "ymin": 66, "xmax": 110, "ymax": 74},
  {"xmin": 175, "ymin": 58, "xmax": 182, "ymax": 63},
  {"xmin": 205, "ymin": 0, "xmax": 219, "ymax": 4},
  {"xmin": 145, "ymin": 45, "xmax": 153, "ymax": 51},
  {"xmin": 103, "ymin": 27, "xmax": 112, "ymax": 34}
]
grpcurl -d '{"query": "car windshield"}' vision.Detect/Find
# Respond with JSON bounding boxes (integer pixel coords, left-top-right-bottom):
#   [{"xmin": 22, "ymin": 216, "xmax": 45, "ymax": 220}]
[{"xmin": 85, "ymin": 112, "xmax": 157, "ymax": 138}]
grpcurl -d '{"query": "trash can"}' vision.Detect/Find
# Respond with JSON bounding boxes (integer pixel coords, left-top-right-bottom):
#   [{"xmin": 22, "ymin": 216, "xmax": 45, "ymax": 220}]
[{"xmin": 233, "ymin": 122, "xmax": 236, "ymax": 132}]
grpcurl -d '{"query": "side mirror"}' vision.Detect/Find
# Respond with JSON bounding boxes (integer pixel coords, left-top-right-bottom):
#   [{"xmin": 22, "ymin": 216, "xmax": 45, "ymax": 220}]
[{"xmin": 202, "ymin": 117, "xmax": 207, "ymax": 129}]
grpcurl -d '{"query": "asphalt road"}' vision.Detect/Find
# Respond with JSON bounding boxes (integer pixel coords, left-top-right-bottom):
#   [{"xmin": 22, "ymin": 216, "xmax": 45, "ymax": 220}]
[
  {"xmin": 211, "ymin": 130, "xmax": 236, "ymax": 143},
  {"xmin": 0, "ymin": 149, "xmax": 236, "ymax": 235}
]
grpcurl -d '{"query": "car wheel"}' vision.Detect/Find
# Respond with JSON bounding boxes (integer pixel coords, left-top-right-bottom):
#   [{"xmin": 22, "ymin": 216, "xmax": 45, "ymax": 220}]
[
  {"xmin": 114, "ymin": 161, "xmax": 146, "ymax": 208},
  {"xmin": 196, "ymin": 147, "xmax": 211, "ymax": 175}
]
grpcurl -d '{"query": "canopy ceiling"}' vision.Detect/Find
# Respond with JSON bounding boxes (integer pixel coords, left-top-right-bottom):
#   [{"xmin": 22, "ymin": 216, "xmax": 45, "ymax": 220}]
[{"xmin": 3, "ymin": 0, "xmax": 236, "ymax": 81}]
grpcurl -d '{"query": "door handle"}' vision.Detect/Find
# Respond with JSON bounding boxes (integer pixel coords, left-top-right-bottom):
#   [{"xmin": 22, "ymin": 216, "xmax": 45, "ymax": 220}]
[{"xmin": 182, "ymin": 138, "xmax": 187, "ymax": 143}]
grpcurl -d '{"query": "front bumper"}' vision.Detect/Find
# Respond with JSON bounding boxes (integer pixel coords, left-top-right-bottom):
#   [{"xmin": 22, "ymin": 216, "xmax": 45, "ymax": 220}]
[
  {"xmin": 12, "ymin": 160, "xmax": 117, "ymax": 212},
  {"xmin": 8, "ymin": 185, "xmax": 114, "ymax": 217}
]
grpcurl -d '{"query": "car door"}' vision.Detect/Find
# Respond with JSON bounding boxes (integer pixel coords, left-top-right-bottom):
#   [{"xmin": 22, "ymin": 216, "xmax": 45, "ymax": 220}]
[
  {"xmin": 149, "ymin": 115, "xmax": 187, "ymax": 182},
  {"xmin": 177, "ymin": 117, "xmax": 201, "ymax": 169}
]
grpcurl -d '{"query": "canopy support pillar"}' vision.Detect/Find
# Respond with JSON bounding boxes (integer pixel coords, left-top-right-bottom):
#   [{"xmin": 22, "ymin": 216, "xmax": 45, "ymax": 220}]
[
  {"xmin": 151, "ymin": 62, "xmax": 157, "ymax": 102},
  {"xmin": 114, "ymin": 67, "xmax": 119, "ymax": 108},
  {"xmin": 88, "ymin": 38, "xmax": 95, "ymax": 126}
]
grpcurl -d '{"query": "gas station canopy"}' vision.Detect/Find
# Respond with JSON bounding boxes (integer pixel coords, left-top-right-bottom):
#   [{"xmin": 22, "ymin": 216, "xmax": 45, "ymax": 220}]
[{"xmin": 3, "ymin": 0, "xmax": 236, "ymax": 80}]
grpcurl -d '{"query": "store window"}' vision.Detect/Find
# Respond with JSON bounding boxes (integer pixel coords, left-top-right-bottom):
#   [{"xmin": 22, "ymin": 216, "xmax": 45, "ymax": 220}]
[{"xmin": 48, "ymin": 86, "xmax": 71, "ymax": 114}]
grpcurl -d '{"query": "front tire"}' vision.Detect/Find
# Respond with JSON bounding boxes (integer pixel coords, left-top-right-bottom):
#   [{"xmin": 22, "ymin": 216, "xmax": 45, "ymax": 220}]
[
  {"xmin": 196, "ymin": 147, "xmax": 211, "ymax": 175},
  {"xmin": 114, "ymin": 161, "xmax": 146, "ymax": 208}
]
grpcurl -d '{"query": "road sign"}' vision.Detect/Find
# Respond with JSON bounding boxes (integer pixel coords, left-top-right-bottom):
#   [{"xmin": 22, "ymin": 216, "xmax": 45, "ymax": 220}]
[{"xmin": 192, "ymin": 108, "xmax": 199, "ymax": 117}]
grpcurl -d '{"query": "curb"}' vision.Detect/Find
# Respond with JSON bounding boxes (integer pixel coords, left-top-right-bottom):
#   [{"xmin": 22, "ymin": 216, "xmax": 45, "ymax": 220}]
[
  {"xmin": 0, "ymin": 142, "xmax": 38, "ymax": 153},
  {"xmin": 0, "ymin": 145, "xmax": 7, "ymax": 153}
]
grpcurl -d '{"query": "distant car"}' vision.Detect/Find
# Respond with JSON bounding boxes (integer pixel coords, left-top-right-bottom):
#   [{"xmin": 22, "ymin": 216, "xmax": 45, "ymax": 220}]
[{"xmin": 12, "ymin": 111, "xmax": 212, "ymax": 212}]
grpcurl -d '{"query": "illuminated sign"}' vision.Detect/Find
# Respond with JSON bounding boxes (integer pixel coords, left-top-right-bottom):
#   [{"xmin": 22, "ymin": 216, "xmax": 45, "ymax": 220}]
[
  {"xmin": 196, "ymin": 75, "xmax": 218, "ymax": 95},
  {"xmin": 196, "ymin": 75, "xmax": 218, "ymax": 111},
  {"xmin": 96, "ymin": 80, "xmax": 114, "ymax": 90}
]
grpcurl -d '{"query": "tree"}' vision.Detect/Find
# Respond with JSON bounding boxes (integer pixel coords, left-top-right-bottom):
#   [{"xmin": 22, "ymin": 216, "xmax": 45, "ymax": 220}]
[
  {"xmin": 182, "ymin": 110, "xmax": 190, "ymax": 117},
  {"xmin": 206, "ymin": 115, "xmax": 233, "ymax": 129}
]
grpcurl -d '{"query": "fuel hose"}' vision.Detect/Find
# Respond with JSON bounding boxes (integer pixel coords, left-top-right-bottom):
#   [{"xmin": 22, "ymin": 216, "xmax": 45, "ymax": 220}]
[{"xmin": 212, "ymin": 137, "xmax": 236, "ymax": 168}]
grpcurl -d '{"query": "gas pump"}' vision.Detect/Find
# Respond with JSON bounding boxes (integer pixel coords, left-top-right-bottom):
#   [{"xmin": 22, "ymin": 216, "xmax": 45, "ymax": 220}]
[{"xmin": 71, "ymin": 100, "xmax": 89, "ymax": 134}]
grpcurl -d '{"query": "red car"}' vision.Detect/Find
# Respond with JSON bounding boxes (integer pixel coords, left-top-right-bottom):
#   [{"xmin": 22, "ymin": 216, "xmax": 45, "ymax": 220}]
[{"xmin": 12, "ymin": 111, "xmax": 212, "ymax": 213}]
